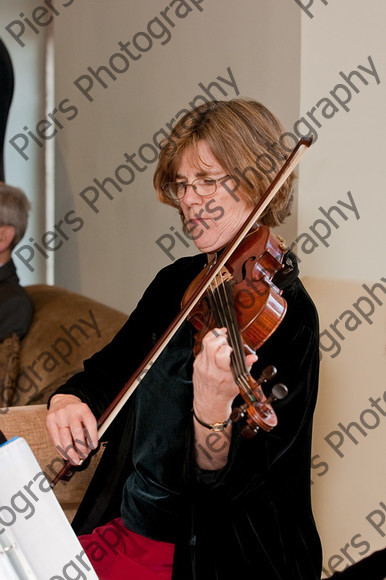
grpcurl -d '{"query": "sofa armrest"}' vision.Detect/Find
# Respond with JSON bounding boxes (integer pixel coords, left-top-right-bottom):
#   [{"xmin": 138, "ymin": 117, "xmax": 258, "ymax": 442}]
[{"xmin": 0, "ymin": 405, "xmax": 104, "ymax": 522}]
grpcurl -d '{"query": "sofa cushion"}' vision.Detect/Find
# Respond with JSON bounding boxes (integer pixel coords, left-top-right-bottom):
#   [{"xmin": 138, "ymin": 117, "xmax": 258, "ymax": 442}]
[
  {"xmin": 0, "ymin": 333, "xmax": 20, "ymax": 406},
  {"xmin": 14, "ymin": 285, "xmax": 127, "ymax": 406}
]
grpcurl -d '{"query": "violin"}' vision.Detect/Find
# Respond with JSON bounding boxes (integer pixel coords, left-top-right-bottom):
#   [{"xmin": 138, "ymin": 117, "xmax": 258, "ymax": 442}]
[
  {"xmin": 51, "ymin": 137, "xmax": 312, "ymax": 486},
  {"xmin": 182, "ymin": 224, "xmax": 289, "ymax": 437}
]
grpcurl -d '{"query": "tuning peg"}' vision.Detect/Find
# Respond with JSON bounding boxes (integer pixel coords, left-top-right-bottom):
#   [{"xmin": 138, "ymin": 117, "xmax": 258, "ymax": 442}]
[
  {"xmin": 230, "ymin": 403, "xmax": 248, "ymax": 422},
  {"xmin": 241, "ymin": 423, "xmax": 259, "ymax": 439},
  {"xmin": 265, "ymin": 383, "xmax": 288, "ymax": 405},
  {"xmin": 257, "ymin": 365, "xmax": 277, "ymax": 384}
]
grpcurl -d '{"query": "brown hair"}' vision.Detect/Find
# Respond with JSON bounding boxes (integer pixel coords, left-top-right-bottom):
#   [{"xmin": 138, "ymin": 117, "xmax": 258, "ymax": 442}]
[
  {"xmin": 0, "ymin": 182, "xmax": 30, "ymax": 248},
  {"xmin": 153, "ymin": 99, "xmax": 295, "ymax": 227}
]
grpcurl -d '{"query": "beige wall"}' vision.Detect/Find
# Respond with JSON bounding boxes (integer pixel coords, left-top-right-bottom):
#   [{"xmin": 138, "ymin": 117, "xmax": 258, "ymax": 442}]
[
  {"xmin": 304, "ymin": 276, "xmax": 386, "ymax": 578},
  {"xmin": 52, "ymin": 0, "xmax": 300, "ymax": 314},
  {"xmin": 297, "ymin": 0, "xmax": 386, "ymax": 282},
  {"xmin": 297, "ymin": 1, "xmax": 386, "ymax": 576}
]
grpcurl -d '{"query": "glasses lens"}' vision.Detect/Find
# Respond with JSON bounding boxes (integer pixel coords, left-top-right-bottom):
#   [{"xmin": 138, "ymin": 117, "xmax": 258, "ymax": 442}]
[
  {"xmin": 163, "ymin": 178, "xmax": 222, "ymax": 200},
  {"xmin": 163, "ymin": 183, "xmax": 180, "ymax": 199},
  {"xmin": 194, "ymin": 179, "xmax": 217, "ymax": 197}
]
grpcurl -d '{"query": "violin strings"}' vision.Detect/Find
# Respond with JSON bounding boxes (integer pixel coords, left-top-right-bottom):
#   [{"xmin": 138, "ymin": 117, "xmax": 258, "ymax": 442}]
[
  {"xmin": 209, "ymin": 276, "xmax": 240, "ymax": 376},
  {"xmin": 208, "ymin": 274, "xmax": 258, "ymax": 403},
  {"xmin": 209, "ymin": 273, "xmax": 248, "ymax": 380},
  {"xmin": 223, "ymin": 281, "xmax": 248, "ymax": 376}
]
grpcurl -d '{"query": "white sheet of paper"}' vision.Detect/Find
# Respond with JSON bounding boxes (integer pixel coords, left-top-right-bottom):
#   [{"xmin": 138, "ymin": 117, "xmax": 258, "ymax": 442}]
[{"xmin": 0, "ymin": 437, "xmax": 98, "ymax": 579}]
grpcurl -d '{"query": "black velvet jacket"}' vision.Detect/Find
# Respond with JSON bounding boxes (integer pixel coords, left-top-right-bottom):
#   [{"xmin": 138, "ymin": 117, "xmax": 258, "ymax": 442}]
[
  {"xmin": 53, "ymin": 252, "xmax": 322, "ymax": 580},
  {"xmin": 0, "ymin": 259, "xmax": 33, "ymax": 342}
]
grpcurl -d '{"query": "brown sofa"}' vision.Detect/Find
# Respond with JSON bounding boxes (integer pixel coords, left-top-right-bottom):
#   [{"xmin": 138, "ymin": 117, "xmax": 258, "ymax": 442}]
[{"xmin": 0, "ymin": 284, "xmax": 127, "ymax": 521}]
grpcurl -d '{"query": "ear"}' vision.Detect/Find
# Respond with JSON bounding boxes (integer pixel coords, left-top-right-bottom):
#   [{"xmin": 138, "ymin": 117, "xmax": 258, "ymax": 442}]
[{"xmin": 0, "ymin": 225, "xmax": 16, "ymax": 253}]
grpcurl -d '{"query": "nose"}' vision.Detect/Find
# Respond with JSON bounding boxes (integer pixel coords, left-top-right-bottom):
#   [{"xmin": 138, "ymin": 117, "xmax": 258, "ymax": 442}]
[{"xmin": 180, "ymin": 184, "xmax": 203, "ymax": 206}]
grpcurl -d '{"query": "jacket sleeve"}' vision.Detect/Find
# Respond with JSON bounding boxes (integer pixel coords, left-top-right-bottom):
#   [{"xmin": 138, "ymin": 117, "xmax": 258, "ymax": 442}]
[
  {"xmin": 48, "ymin": 255, "xmax": 205, "ymax": 419},
  {"xmin": 49, "ymin": 266, "xmax": 179, "ymax": 418}
]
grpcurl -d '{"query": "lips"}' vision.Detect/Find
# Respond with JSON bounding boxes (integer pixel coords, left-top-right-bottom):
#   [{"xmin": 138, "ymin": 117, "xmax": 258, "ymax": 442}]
[{"xmin": 186, "ymin": 217, "xmax": 211, "ymax": 223}]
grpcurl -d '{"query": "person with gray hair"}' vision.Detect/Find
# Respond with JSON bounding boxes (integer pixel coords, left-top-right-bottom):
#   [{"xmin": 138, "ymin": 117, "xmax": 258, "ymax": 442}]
[{"xmin": 0, "ymin": 182, "xmax": 33, "ymax": 341}]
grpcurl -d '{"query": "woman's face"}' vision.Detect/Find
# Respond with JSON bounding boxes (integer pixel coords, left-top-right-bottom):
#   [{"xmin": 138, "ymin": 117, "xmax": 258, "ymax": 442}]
[{"xmin": 177, "ymin": 141, "xmax": 251, "ymax": 253}]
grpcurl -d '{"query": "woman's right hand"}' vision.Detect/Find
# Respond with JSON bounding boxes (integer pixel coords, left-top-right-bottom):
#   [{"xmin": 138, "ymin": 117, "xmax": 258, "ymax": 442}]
[{"xmin": 46, "ymin": 394, "xmax": 98, "ymax": 465}]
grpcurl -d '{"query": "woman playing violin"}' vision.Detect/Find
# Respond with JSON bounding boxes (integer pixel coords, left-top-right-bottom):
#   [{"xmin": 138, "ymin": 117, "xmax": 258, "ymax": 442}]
[{"xmin": 46, "ymin": 99, "xmax": 322, "ymax": 579}]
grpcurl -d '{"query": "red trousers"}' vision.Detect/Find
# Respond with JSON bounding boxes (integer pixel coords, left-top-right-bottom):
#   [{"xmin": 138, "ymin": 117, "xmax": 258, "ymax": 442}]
[{"xmin": 78, "ymin": 517, "xmax": 175, "ymax": 579}]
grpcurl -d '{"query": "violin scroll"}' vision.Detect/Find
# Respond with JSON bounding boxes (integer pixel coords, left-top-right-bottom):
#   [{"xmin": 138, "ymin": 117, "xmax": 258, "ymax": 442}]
[{"xmin": 230, "ymin": 365, "xmax": 288, "ymax": 438}]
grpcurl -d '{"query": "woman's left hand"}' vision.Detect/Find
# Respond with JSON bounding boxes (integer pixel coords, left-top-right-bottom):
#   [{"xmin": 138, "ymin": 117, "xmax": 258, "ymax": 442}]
[{"xmin": 192, "ymin": 327, "xmax": 257, "ymax": 424}]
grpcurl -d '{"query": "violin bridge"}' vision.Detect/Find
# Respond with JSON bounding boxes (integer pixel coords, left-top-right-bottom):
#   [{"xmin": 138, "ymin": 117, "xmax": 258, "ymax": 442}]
[{"xmin": 211, "ymin": 266, "xmax": 233, "ymax": 287}]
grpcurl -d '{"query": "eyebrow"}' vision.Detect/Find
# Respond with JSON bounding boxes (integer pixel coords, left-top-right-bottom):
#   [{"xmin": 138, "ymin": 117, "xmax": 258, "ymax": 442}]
[{"xmin": 175, "ymin": 170, "xmax": 223, "ymax": 180}]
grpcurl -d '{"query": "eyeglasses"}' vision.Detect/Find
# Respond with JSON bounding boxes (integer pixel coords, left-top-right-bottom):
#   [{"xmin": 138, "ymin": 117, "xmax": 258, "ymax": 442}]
[{"xmin": 161, "ymin": 175, "xmax": 230, "ymax": 201}]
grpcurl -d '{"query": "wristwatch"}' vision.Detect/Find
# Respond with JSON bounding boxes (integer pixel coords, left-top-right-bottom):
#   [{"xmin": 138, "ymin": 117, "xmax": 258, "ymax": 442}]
[{"xmin": 192, "ymin": 409, "xmax": 231, "ymax": 432}]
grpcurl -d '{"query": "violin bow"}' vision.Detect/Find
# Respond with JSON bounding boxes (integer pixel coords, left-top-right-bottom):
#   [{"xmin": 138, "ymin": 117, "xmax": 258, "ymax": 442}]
[{"xmin": 51, "ymin": 136, "xmax": 312, "ymax": 487}]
